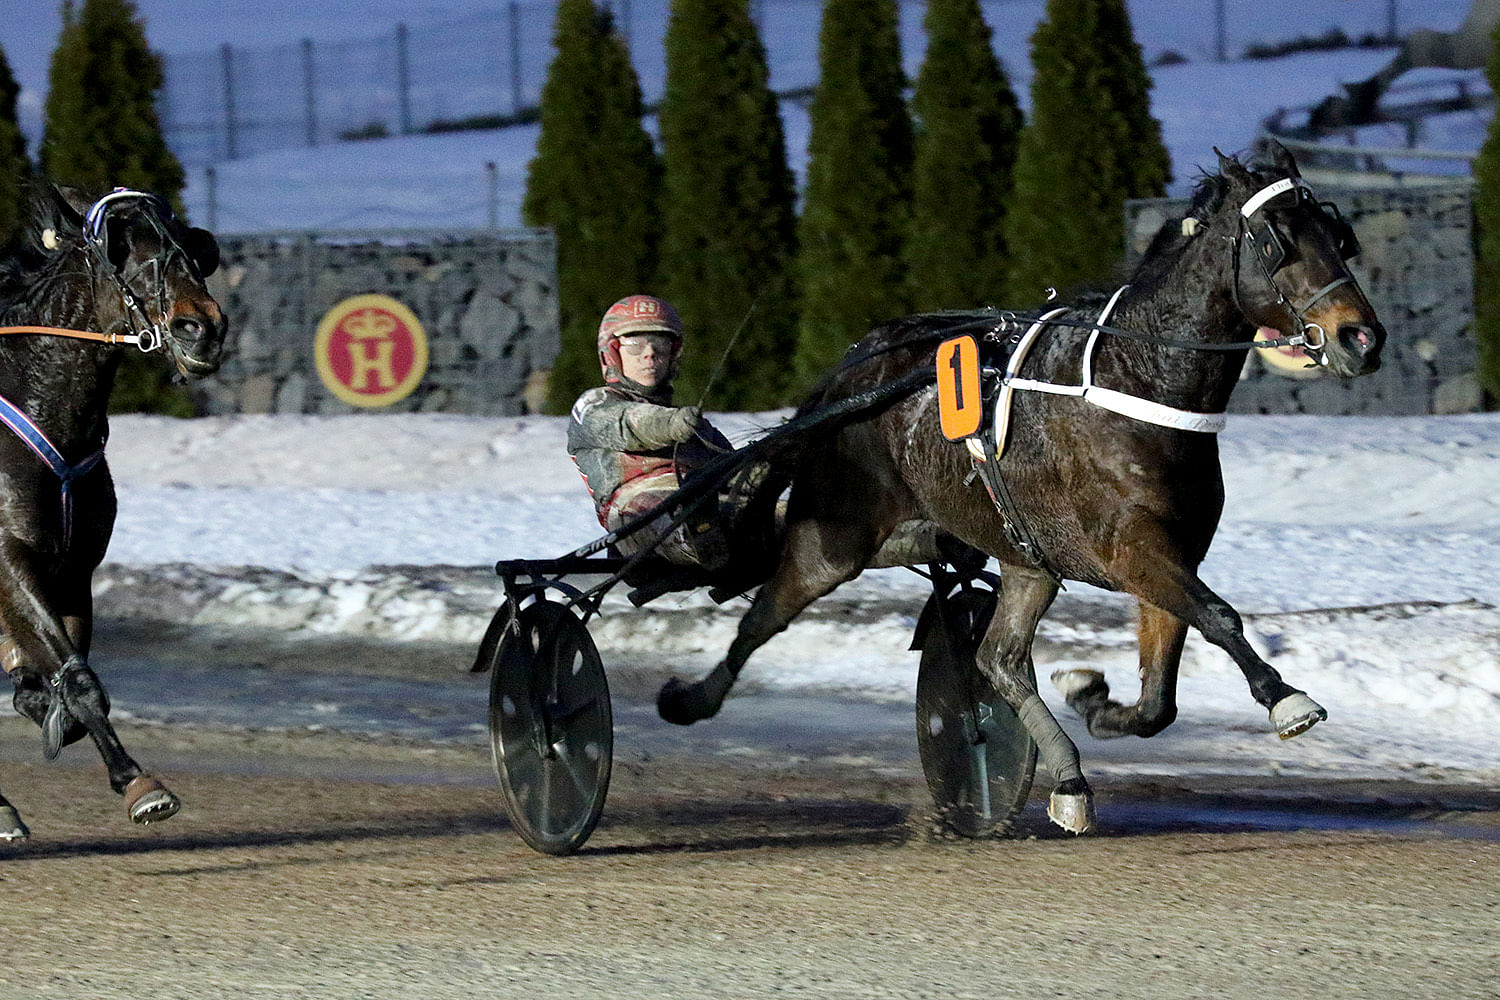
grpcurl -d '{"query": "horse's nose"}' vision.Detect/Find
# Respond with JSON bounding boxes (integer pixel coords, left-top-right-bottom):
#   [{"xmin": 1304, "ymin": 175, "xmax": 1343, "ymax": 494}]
[{"xmin": 1336, "ymin": 322, "xmax": 1384, "ymax": 369}]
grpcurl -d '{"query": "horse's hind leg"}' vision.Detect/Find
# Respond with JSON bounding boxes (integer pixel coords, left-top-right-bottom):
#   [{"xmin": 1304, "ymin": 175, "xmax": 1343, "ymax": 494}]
[
  {"xmin": 977, "ymin": 565, "xmax": 1095, "ymax": 834},
  {"xmin": 658, "ymin": 513, "xmax": 879, "ymax": 725},
  {"xmin": 1053, "ymin": 600, "xmax": 1187, "ymax": 739}
]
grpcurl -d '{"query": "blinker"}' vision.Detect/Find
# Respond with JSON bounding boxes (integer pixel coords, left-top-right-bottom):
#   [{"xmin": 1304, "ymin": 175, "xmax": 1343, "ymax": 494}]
[{"xmin": 1242, "ymin": 178, "xmax": 1360, "ymax": 275}]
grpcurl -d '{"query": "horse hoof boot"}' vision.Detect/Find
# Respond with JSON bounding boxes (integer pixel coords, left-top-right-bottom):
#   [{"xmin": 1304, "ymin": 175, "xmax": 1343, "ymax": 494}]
[
  {"xmin": 1047, "ymin": 789, "xmax": 1096, "ymax": 835},
  {"xmin": 41, "ymin": 700, "xmax": 68, "ymax": 761},
  {"xmin": 657, "ymin": 678, "xmax": 708, "ymax": 727},
  {"xmin": 0, "ymin": 805, "xmax": 28, "ymax": 842},
  {"xmin": 124, "ymin": 776, "xmax": 180, "ymax": 826},
  {"xmin": 1270, "ymin": 693, "xmax": 1327, "ymax": 740}
]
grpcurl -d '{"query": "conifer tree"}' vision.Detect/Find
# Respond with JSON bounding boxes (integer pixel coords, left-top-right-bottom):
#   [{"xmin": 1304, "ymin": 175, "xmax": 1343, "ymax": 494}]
[
  {"xmin": 1000, "ymin": 0, "xmax": 1170, "ymax": 305},
  {"xmin": 658, "ymin": 0, "xmax": 799, "ymax": 409},
  {"xmin": 1472, "ymin": 19, "xmax": 1500, "ymax": 408},
  {"xmin": 0, "ymin": 44, "xmax": 30, "ymax": 246},
  {"xmin": 41, "ymin": 0, "xmax": 192, "ymax": 415},
  {"xmin": 793, "ymin": 0, "xmax": 914, "ymax": 386},
  {"xmin": 523, "ymin": 0, "xmax": 662, "ymax": 414},
  {"xmin": 906, "ymin": 0, "xmax": 1022, "ymax": 311},
  {"xmin": 41, "ymin": 0, "xmax": 184, "ymax": 202}
]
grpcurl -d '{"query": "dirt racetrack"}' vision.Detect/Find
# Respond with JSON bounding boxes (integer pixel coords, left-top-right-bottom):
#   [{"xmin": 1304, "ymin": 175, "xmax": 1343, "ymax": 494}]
[{"xmin": 2, "ymin": 713, "xmax": 1499, "ymax": 1000}]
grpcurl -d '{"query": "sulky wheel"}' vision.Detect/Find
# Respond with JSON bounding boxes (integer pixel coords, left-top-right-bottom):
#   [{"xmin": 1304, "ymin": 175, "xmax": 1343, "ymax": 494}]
[
  {"xmin": 488, "ymin": 598, "xmax": 613, "ymax": 855},
  {"xmin": 914, "ymin": 580, "xmax": 1037, "ymax": 837}
]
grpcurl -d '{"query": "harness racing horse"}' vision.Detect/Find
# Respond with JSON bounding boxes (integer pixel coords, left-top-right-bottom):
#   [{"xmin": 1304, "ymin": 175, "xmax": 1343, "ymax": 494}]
[
  {"xmin": 657, "ymin": 145, "xmax": 1385, "ymax": 834},
  {"xmin": 0, "ymin": 183, "xmax": 224, "ymax": 842}
]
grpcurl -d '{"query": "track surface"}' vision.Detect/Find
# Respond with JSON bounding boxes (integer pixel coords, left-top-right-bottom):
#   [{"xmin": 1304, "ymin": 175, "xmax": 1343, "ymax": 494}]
[{"xmin": 1, "ymin": 629, "xmax": 1498, "ymax": 998}]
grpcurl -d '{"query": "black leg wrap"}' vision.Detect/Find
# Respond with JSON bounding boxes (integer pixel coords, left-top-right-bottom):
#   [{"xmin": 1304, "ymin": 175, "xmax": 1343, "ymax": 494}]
[{"xmin": 42, "ymin": 657, "xmax": 98, "ymax": 761}]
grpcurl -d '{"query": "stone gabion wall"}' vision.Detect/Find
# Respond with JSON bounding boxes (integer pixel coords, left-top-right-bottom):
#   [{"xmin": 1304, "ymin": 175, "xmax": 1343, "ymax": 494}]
[
  {"xmin": 1125, "ymin": 182, "xmax": 1478, "ymax": 416},
  {"xmin": 200, "ymin": 229, "xmax": 559, "ymax": 415}
]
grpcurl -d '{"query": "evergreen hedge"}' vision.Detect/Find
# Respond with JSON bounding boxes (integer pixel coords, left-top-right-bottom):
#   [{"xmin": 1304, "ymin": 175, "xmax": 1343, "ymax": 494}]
[
  {"xmin": 793, "ymin": 0, "xmax": 914, "ymax": 388},
  {"xmin": 658, "ymin": 0, "xmax": 799, "ymax": 409},
  {"xmin": 41, "ymin": 0, "xmax": 193, "ymax": 415},
  {"xmin": 523, "ymin": 0, "xmax": 662, "ymax": 415},
  {"xmin": 906, "ymin": 0, "xmax": 1022, "ymax": 312},
  {"xmin": 1473, "ymin": 20, "xmax": 1500, "ymax": 408},
  {"xmin": 1000, "ymin": 0, "xmax": 1170, "ymax": 306},
  {"xmin": 0, "ymin": 46, "xmax": 29, "ymax": 247}
]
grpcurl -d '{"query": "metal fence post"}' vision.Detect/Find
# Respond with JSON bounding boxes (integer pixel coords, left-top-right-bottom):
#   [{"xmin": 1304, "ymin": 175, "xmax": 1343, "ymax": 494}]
[
  {"xmin": 205, "ymin": 166, "xmax": 218, "ymax": 231},
  {"xmin": 1214, "ymin": 0, "xmax": 1226, "ymax": 63},
  {"xmin": 509, "ymin": 2, "xmax": 523, "ymax": 113},
  {"xmin": 220, "ymin": 43, "xmax": 238, "ymax": 160},
  {"xmin": 397, "ymin": 22, "xmax": 412, "ymax": 134},
  {"xmin": 302, "ymin": 38, "xmax": 318, "ymax": 147},
  {"xmin": 486, "ymin": 161, "xmax": 499, "ymax": 230}
]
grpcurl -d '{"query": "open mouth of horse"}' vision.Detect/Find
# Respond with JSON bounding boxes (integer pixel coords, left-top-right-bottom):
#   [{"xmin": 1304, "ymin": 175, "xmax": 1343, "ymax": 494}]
[{"xmin": 1257, "ymin": 322, "xmax": 1383, "ymax": 377}]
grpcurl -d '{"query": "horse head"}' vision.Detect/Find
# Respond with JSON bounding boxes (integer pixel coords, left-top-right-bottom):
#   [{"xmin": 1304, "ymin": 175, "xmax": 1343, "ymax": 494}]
[
  {"xmin": 1201, "ymin": 144, "xmax": 1385, "ymax": 378},
  {"xmin": 38, "ymin": 184, "xmax": 227, "ymax": 378}
]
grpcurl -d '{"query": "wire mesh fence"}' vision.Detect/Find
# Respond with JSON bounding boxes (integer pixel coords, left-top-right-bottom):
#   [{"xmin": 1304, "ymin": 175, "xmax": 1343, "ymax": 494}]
[{"xmin": 159, "ymin": 0, "xmax": 1438, "ymax": 169}]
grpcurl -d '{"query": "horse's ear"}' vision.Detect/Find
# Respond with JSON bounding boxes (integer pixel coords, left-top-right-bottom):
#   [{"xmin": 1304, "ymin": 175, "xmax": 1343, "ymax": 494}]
[
  {"xmin": 1214, "ymin": 147, "xmax": 1252, "ymax": 184},
  {"xmin": 182, "ymin": 226, "xmax": 221, "ymax": 277},
  {"xmin": 1269, "ymin": 140, "xmax": 1300, "ymax": 177}
]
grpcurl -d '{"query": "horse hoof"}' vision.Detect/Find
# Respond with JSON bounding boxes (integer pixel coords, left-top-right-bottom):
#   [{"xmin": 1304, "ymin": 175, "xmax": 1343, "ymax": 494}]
[
  {"xmin": 1051, "ymin": 667, "xmax": 1109, "ymax": 711},
  {"xmin": 124, "ymin": 776, "xmax": 181, "ymax": 825},
  {"xmin": 1047, "ymin": 789, "xmax": 1096, "ymax": 835},
  {"xmin": 657, "ymin": 678, "xmax": 710, "ymax": 726},
  {"xmin": 1270, "ymin": 693, "xmax": 1327, "ymax": 740},
  {"xmin": 0, "ymin": 805, "xmax": 28, "ymax": 842}
]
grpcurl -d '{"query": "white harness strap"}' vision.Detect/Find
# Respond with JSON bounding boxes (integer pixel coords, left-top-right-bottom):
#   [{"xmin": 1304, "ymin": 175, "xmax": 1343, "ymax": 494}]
[{"xmin": 981, "ymin": 286, "xmax": 1227, "ymax": 460}]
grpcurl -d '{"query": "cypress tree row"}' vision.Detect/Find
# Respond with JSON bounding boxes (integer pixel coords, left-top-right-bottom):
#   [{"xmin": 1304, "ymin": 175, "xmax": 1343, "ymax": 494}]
[
  {"xmin": 41, "ymin": 0, "xmax": 192, "ymax": 415},
  {"xmin": 523, "ymin": 0, "xmax": 662, "ymax": 415},
  {"xmin": 793, "ymin": 0, "xmax": 914, "ymax": 387},
  {"xmin": 1472, "ymin": 19, "xmax": 1500, "ymax": 408},
  {"xmin": 40, "ymin": 0, "xmax": 184, "ymax": 205},
  {"xmin": 906, "ymin": 0, "xmax": 1022, "ymax": 312},
  {"xmin": 1000, "ymin": 0, "xmax": 1170, "ymax": 306},
  {"xmin": 658, "ymin": 0, "xmax": 799, "ymax": 409},
  {"xmin": 0, "ymin": 45, "xmax": 30, "ymax": 246}
]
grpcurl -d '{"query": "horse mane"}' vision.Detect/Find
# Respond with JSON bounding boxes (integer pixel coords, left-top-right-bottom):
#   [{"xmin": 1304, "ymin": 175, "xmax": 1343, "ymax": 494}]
[
  {"xmin": 0, "ymin": 180, "xmax": 97, "ymax": 325},
  {"xmin": 1125, "ymin": 169, "xmax": 1232, "ymax": 299}
]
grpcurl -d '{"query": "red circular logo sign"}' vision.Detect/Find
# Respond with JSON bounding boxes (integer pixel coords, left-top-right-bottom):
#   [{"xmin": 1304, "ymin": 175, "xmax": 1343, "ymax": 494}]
[{"xmin": 314, "ymin": 294, "xmax": 429, "ymax": 407}]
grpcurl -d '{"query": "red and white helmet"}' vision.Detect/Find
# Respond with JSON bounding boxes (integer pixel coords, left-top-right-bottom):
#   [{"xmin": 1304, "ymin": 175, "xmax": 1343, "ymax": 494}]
[{"xmin": 598, "ymin": 294, "xmax": 683, "ymax": 386}]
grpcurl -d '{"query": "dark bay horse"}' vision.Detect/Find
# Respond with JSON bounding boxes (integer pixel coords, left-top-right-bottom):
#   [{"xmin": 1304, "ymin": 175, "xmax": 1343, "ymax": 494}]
[
  {"xmin": 658, "ymin": 146, "xmax": 1386, "ymax": 833},
  {"xmin": 0, "ymin": 183, "xmax": 224, "ymax": 841}
]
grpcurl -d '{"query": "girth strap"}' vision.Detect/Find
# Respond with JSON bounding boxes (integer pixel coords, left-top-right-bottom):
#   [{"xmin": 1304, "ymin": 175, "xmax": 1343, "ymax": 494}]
[{"xmin": 0, "ymin": 392, "xmax": 105, "ymax": 551}]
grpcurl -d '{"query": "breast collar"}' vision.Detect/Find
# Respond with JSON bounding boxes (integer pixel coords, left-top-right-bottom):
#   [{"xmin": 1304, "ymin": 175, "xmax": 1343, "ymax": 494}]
[{"xmin": 0, "ymin": 391, "xmax": 105, "ymax": 551}]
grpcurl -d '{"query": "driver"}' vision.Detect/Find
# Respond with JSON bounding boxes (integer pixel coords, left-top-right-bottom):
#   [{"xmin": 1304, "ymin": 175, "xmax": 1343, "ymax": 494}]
[{"xmin": 567, "ymin": 294, "xmax": 737, "ymax": 570}]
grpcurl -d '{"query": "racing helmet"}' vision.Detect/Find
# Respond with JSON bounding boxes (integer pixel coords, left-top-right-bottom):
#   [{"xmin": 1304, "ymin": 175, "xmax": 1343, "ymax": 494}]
[{"xmin": 598, "ymin": 294, "xmax": 683, "ymax": 386}]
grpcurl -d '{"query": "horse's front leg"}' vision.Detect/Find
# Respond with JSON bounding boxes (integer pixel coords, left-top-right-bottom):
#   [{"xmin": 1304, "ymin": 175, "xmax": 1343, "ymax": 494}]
[
  {"xmin": 1052, "ymin": 600, "xmax": 1187, "ymax": 739},
  {"xmin": 0, "ymin": 540, "xmax": 180, "ymax": 824},
  {"xmin": 977, "ymin": 565, "xmax": 1095, "ymax": 834},
  {"xmin": 1104, "ymin": 542, "xmax": 1322, "ymax": 739}
]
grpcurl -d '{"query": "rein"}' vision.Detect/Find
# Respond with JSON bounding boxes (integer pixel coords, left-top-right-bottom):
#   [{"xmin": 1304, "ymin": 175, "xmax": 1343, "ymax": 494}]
[{"xmin": 0, "ymin": 324, "xmax": 160, "ymax": 349}]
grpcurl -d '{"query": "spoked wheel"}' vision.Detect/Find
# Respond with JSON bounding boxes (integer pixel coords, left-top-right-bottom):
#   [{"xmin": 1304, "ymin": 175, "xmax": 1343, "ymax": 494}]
[
  {"xmin": 487, "ymin": 598, "xmax": 613, "ymax": 855},
  {"xmin": 915, "ymin": 580, "xmax": 1037, "ymax": 837}
]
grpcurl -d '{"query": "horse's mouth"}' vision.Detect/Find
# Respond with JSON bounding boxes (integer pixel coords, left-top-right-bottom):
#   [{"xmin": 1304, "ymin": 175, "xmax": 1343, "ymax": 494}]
[{"xmin": 165, "ymin": 315, "xmax": 225, "ymax": 378}]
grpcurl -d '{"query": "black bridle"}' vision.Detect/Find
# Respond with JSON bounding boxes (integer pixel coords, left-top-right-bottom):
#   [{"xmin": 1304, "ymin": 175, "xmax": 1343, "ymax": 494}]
[
  {"xmin": 1229, "ymin": 176, "xmax": 1362, "ymax": 367},
  {"xmin": 79, "ymin": 189, "xmax": 218, "ymax": 355}
]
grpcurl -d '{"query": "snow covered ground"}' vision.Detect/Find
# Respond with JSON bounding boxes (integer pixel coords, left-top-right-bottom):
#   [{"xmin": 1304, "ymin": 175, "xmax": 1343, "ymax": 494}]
[{"xmin": 88, "ymin": 410, "xmax": 1500, "ymax": 783}]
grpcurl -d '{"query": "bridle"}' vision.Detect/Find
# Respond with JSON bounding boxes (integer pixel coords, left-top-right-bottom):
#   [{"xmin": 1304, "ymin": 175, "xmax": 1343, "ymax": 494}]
[
  {"xmin": 0, "ymin": 188, "xmax": 209, "ymax": 354},
  {"xmin": 1230, "ymin": 176, "xmax": 1361, "ymax": 368}
]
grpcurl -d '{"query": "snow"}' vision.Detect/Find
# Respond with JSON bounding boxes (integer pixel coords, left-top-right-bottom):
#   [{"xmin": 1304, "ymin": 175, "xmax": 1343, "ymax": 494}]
[{"xmin": 94, "ymin": 410, "xmax": 1500, "ymax": 782}]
